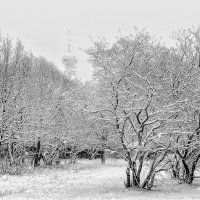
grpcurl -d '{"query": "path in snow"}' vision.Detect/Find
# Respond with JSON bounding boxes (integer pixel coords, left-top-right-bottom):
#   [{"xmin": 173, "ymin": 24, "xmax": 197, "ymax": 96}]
[{"xmin": 1, "ymin": 159, "xmax": 200, "ymax": 200}]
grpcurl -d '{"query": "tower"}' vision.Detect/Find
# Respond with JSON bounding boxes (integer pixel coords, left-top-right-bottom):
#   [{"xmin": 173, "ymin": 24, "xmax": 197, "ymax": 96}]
[{"xmin": 62, "ymin": 31, "xmax": 77, "ymax": 78}]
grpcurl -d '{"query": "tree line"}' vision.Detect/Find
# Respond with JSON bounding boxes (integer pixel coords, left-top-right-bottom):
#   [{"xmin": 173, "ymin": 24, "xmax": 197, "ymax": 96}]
[
  {"xmin": 0, "ymin": 35, "xmax": 90, "ymax": 173},
  {"xmin": 1, "ymin": 27, "xmax": 200, "ymax": 190}
]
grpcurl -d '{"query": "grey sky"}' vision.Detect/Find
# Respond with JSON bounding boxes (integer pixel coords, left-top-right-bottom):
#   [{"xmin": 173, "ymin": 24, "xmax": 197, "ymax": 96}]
[{"xmin": 0, "ymin": 0, "xmax": 200, "ymax": 81}]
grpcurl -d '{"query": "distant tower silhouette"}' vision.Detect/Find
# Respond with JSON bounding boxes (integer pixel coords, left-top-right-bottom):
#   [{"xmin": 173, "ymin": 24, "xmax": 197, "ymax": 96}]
[{"xmin": 62, "ymin": 31, "xmax": 77, "ymax": 78}]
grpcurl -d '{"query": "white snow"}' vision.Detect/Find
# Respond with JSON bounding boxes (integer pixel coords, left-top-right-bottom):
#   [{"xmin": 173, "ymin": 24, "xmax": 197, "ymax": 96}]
[{"xmin": 0, "ymin": 159, "xmax": 200, "ymax": 200}]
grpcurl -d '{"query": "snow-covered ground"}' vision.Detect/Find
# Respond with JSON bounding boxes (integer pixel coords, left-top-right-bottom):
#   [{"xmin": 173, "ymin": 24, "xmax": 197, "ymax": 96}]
[{"xmin": 1, "ymin": 159, "xmax": 200, "ymax": 200}]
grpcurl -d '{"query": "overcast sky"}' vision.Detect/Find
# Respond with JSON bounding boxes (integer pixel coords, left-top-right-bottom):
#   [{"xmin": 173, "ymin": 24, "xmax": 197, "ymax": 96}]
[{"xmin": 0, "ymin": 0, "xmax": 200, "ymax": 81}]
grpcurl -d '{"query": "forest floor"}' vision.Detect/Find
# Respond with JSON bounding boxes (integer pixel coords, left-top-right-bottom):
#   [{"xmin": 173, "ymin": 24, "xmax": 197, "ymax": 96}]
[{"xmin": 1, "ymin": 159, "xmax": 200, "ymax": 200}]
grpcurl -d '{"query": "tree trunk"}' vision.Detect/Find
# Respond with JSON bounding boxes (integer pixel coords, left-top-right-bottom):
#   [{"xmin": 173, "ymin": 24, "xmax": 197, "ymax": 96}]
[
  {"xmin": 185, "ymin": 154, "xmax": 200, "ymax": 184},
  {"xmin": 147, "ymin": 173, "xmax": 155, "ymax": 190},
  {"xmin": 141, "ymin": 158, "xmax": 156, "ymax": 189},
  {"xmin": 34, "ymin": 137, "xmax": 41, "ymax": 167},
  {"xmin": 101, "ymin": 150, "xmax": 105, "ymax": 164},
  {"xmin": 90, "ymin": 149, "xmax": 97, "ymax": 160},
  {"xmin": 8, "ymin": 142, "xmax": 13, "ymax": 164},
  {"xmin": 125, "ymin": 166, "xmax": 131, "ymax": 187},
  {"xmin": 136, "ymin": 154, "xmax": 145, "ymax": 186},
  {"xmin": 181, "ymin": 159, "xmax": 190, "ymax": 183},
  {"xmin": 131, "ymin": 162, "xmax": 139, "ymax": 187}
]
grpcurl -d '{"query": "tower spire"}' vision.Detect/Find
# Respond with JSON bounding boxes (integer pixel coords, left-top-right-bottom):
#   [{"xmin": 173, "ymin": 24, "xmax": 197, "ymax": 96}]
[
  {"xmin": 65, "ymin": 30, "xmax": 73, "ymax": 54},
  {"xmin": 62, "ymin": 30, "xmax": 77, "ymax": 78}
]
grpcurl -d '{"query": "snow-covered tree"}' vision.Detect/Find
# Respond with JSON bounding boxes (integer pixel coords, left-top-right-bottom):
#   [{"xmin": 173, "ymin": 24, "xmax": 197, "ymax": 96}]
[{"xmin": 86, "ymin": 28, "xmax": 200, "ymax": 189}]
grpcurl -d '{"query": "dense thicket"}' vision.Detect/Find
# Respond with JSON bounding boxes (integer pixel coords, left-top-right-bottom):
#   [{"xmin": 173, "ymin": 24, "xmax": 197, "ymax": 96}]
[{"xmin": 0, "ymin": 35, "xmax": 90, "ymax": 173}]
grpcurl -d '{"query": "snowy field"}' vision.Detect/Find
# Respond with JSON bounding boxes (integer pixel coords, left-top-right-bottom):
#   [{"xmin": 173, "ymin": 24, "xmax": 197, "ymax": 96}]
[{"xmin": 1, "ymin": 159, "xmax": 200, "ymax": 200}]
